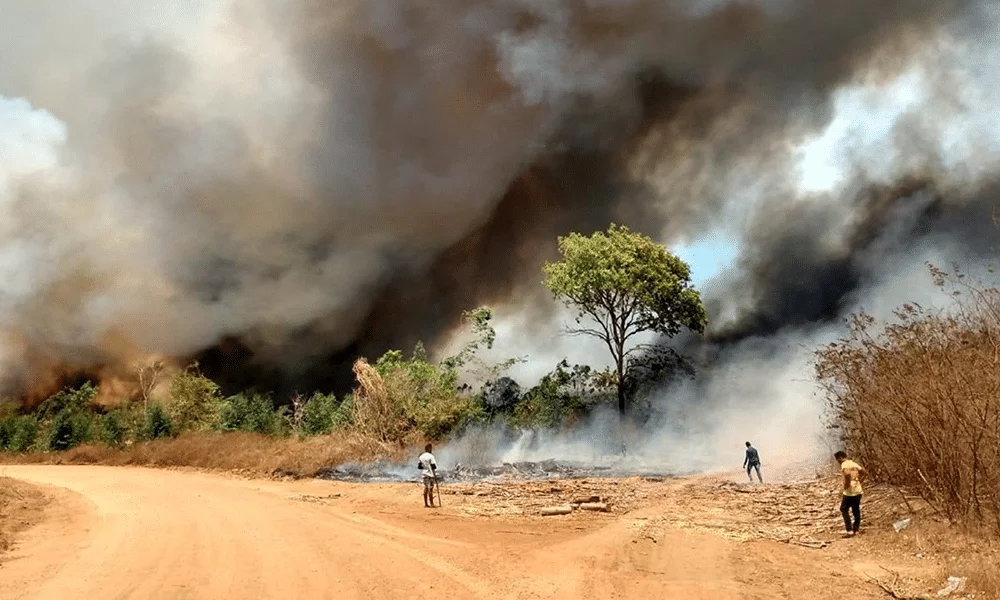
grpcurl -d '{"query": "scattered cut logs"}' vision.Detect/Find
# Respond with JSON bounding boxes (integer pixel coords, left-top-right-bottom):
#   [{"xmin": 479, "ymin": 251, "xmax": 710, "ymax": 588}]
[{"xmin": 540, "ymin": 505, "xmax": 573, "ymax": 516}]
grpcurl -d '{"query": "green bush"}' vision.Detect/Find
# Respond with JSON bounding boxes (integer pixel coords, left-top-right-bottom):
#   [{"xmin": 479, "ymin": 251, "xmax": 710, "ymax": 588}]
[
  {"xmin": 511, "ymin": 361, "xmax": 602, "ymax": 429},
  {"xmin": 98, "ymin": 410, "xmax": 127, "ymax": 448},
  {"xmin": 36, "ymin": 382, "xmax": 99, "ymax": 420},
  {"xmin": 35, "ymin": 383, "xmax": 99, "ymax": 451},
  {"xmin": 273, "ymin": 405, "xmax": 293, "ymax": 437},
  {"xmin": 373, "ymin": 345, "xmax": 484, "ymax": 440},
  {"xmin": 144, "ymin": 404, "xmax": 175, "ymax": 440},
  {"xmin": 0, "ymin": 415, "xmax": 38, "ymax": 452},
  {"xmin": 168, "ymin": 366, "xmax": 224, "ymax": 432},
  {"xmin": 47, "ymin": 410, "xmax": 94, "ymax": 451},
  {"xmin": 301, "ymin": 392, "xmax": 339, "ymax": 435},
  {"xmin": 0, "ymin": 415, "xmax": 18, "ymax": 450},
  {"xmin": 219, "ymin": 391, "xmax": 282, "ymax": 434},
  {"xmin": 332, "ymin": 394, "xmax": 354, "ymax": 430},
  {"xmin": 350, "ymin": 307, "xmax": 514, "ymax": 442}
]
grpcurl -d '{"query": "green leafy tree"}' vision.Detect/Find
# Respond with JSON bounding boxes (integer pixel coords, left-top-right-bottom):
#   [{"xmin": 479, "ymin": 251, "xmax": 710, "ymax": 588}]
[
  {"xmin": 513, "ymin": 360, "xmax": 605, "ymax": 428},
  {"xmin": 36, "ymin": 382, "xmax": 99, "ymax": 421},
  {"xmin": 543, "ymin": 224, "xmax": 707, "ymax": 414},
  {"xmin": 442, "ymin": 307, "xmax": 525, "ymax": 383},
  {"xmin": 0, "ymin": 414, "xmax": 39, "ymax": 453},
  {"xmin": 144, "ymin": 404, "xmax": 175, "ymax": 440},
  {"xmin": 219, "ymin": 391, "xmax": 282, "ymax": 435},
  {"xmin": 168, "ymin": 363, "xmax": 224, "ymax": 432},
  {"xmin": 5, "ymin": 416, "xmax": 39, "ymax": 452},
  {"xmin": 47, "ymin": 411, "xmax": 94, "ymax": 451},
  {"xmin": 98, "ymin": 410, "xmax": 127, "ymax": 448},
  {"xmin": 332, "ymin": 394, "xmax": 354, "ymax": 429},
  {"xmin": 36, "ymin": 383, "xmax": 99, "ymax": 451},
  {"xmin": 299, "ymin": 392, "xmax": 340, "ymax": 436}
]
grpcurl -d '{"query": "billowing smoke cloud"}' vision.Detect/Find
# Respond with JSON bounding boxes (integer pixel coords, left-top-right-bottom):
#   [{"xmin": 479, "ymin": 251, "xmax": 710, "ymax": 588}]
[{"xmin": 0, "ymin": 0, "xmax": 992, "ymax": 403}]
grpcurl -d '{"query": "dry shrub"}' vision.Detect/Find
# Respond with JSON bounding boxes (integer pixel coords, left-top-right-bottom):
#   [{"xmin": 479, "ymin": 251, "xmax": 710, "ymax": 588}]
[
  {"xmin": 352, "ymin": 359, "xmax": 410, "ymax": 444},
  {"xmin": 816, "ymin": 265, "xmax": 1000, "ymax": 533},
  {"xmin": 351, "ymin": 356, "xmax": 482, "ymax": 444},
  {"xmin": 961, "ymin": 551, "xmax": 1000, "ymax": 597},
  {"xmin": 380, "ymin": 368, "xmax": 480, "ymax": 441}
]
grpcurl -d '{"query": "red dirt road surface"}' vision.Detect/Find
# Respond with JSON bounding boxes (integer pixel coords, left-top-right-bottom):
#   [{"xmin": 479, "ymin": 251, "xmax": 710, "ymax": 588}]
[{"xmin": 0, "ymin": 466, "xmax": 936, "ymax": 599}]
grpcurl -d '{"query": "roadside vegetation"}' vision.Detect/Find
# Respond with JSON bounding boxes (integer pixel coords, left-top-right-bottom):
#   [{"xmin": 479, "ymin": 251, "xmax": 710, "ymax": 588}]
[
  {"xmin": 0, "ymin": 225, "xmax": 703, "ymax": 475},
  {"xmin": 817, "ymin": 264, "xmax": 1000, "ymax": 534},
  {"xmin": 817, "ymin": 263, "xmax": 1000, "ymax": 596}
]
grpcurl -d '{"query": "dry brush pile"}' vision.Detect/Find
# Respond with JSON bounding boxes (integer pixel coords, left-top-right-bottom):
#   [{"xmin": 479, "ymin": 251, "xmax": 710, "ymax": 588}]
[
  {"xmin": 637, "ymin": 477, "xmax": 893, "ymax": 549},
  {"xmin": 816, "ymin": 265, "xmax": 1000, "ymax": 533}
]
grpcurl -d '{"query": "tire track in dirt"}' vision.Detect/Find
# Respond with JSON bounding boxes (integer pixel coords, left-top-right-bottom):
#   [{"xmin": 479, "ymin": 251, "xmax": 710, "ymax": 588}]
[
  {"xmin": 0, "ymin": 466, "xmax": 493, "ymax": 600},
  {"xmin": 0, "ymin": 465, "xmax": 945, "ymax": 599}
]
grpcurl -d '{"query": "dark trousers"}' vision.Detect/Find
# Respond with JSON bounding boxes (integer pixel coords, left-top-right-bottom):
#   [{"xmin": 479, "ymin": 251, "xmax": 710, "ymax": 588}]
[
  {"xmin": 746, "ymin": 462, "xmax": 762, "ymax": 483},
  {"xmin": 840, "ymin": 494, "xmax": 862, "ymax": 532}
]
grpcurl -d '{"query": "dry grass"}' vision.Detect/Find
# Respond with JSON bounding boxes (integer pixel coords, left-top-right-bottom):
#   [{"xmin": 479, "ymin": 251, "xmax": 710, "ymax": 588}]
[
  {"xmin": 352, "ymin": 359, "xmax": 411, "ymax": 444},
  {"xmin": 961, "ymin": 552, "xmax": 1000, "ymax": 598},
  {"xmin": 0, "ymin": 477, "xmax": 47, "ymax": 558},
  {"xmin": 867, "ymin": 511, "xmax": 1000, "ymax": 598},
  {"xmin": 816, "ymin": 265, "xmax": 1000, "ymax": 534},
  {"xmin": 0, "ymin": 431, "xmax": 405, "ymax": 479}
]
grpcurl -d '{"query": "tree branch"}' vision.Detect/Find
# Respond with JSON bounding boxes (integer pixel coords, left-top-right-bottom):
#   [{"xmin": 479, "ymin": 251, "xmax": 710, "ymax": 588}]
[
  {"xmin": 564, "ymin": 326, "xmax": 608, "ymax": 341},
  {"xmin": 581, "ymin": 306, "xmax": 613, "ymax": 342}
]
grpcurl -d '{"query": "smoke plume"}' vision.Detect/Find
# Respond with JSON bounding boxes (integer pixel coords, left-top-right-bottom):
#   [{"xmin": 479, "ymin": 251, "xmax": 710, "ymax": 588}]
[{"xmin": 0, "ymin": 0, "xmax": 994, "ymax": 407}]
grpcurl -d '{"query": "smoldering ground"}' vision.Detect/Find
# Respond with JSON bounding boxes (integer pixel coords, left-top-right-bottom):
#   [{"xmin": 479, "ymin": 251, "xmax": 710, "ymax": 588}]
[
  {"xmin": 1, "ymin": 0, "xmax": 987, "ymax": 402},
  {"xmin": 431, "ymin": 242, "xmax": 1000, "ymax": 480}
]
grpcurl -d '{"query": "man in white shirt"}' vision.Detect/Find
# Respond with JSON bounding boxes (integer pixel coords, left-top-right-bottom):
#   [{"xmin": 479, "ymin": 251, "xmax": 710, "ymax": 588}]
[{"xmin": 417, "ymin": 443, "xmax": 438, "ymax": 508}]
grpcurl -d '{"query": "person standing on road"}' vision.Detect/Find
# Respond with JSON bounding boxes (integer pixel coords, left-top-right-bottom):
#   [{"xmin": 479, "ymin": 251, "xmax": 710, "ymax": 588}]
[
  {"xmin": 743, "ymin": 441, "xmax": 763, "ymax": 484},
  {"xmin": 418, "ymin": 443, "xmax": 438, "ymax": 508},
  {"xmin": 835, "ymin": 450, "xmax": 867, "ymax": 537}
]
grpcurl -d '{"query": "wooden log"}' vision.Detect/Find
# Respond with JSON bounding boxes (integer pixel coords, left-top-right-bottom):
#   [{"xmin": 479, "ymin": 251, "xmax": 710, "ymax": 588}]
[
  {"xmin": 571, "ymin": 496, "xmax": 602, "ymax": 505},
  {"xmin": 540, "ymin": 505, "xmax": 573, "ymax": 516},
  {"xmin": 579, "ymin": 502, "xmax": 609, "ymax": 512}
]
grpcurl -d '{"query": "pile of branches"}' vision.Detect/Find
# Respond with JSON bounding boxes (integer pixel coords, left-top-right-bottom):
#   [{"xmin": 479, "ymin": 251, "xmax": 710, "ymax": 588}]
[{"xmin": 649, "ymin": 477, "xmax": 897, "ymax": 549}]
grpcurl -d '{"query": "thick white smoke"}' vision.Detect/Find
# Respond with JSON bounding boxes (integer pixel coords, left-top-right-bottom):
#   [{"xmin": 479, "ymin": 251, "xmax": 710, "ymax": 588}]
[
  {"xmin": 0, "ymin": 0, "xmax": 991, "ymax": 406},
  {"xmin": 436, "ymin": 235, "xmax": 975, "ymax": 478},
  {"xmin": 434, "ymin": 2, "xmax": 1000, "ymax": 476}
]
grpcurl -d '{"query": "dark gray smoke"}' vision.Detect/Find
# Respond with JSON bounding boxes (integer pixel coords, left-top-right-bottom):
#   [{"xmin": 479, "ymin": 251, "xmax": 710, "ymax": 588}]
[{"xmin": 0, "ymin": 0, "xmax": 989, "ymax": 399}]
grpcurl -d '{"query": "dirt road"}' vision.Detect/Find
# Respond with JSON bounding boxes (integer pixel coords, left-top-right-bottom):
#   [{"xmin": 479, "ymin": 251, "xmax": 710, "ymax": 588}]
[{"xmin": 0, "ymin": 466, "xmax": 925, "ymax": 599}]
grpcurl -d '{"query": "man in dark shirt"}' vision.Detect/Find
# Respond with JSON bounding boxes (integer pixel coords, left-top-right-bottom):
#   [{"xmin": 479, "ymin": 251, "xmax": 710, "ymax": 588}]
[{"xmin": 744, "ymin": 441, "xmax": 763, "ymax": 483}]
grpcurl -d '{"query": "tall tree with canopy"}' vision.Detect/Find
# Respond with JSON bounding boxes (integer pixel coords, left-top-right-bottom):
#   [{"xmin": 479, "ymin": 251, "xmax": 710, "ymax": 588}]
[{"xmin": 543, "ymin": 224, "xmax": 707, "ymax": 414}]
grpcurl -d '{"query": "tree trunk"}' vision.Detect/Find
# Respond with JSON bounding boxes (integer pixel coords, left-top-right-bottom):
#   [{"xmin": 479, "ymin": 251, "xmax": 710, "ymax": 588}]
[
  {"xmin": 616, "ymin": 362, "xmax": 626, "ymax": 415},
  {"xmin": 609, "ymin": 322, "xmax": 627, "ymax": 416}
]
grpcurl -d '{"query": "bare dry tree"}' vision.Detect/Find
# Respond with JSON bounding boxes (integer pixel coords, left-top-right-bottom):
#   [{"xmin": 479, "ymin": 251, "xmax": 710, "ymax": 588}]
[
  {"xmin": 289, "ymin": 393, "xmax": 307, "ymax": 434},
  {"xmin": 135, "ymin": 360, "xmax": 166, "ymax": 409}
]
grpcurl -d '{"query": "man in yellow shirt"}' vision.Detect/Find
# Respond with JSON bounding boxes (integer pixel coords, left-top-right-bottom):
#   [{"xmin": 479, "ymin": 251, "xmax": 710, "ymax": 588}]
[{"xmin": 835, "ymin": 451, "xmax": 867, "ymax": 536}]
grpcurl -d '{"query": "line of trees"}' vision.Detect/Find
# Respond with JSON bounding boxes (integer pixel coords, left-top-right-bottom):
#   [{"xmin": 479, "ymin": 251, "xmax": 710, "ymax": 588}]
[{"xmin": 0, "ymin": 224, "xmax": 707, "ymax": 454}]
